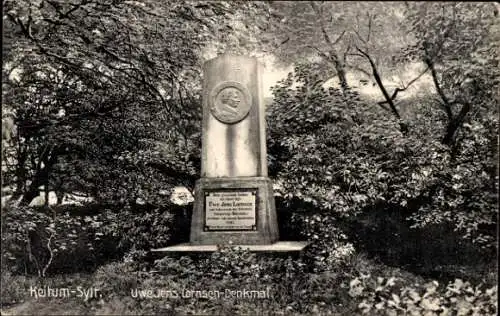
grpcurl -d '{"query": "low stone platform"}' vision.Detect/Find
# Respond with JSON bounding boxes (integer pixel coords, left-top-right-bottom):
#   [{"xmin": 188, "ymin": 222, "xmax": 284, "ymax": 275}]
[{"xmin": 151, "ymin": 241, "xmax": 309, "ymax": 253}]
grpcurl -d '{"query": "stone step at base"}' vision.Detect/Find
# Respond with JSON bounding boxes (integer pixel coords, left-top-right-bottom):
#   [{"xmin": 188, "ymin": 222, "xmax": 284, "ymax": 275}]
[{"xmin": 151, "ymin": 241, "xmax": 309, "ymax": 253}]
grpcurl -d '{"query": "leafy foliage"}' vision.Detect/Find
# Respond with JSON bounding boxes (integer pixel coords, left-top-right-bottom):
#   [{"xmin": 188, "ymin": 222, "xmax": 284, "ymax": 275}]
[
  {"xmin": 2, "ymin": 0, "xmax": 257, "ymax": 206},
  {"xmin": 1, "ymin": 3, "xmax": 497, "ymax": 315},
  {"xmin": 2, "ymin": 249, "xmax": 496, "ymax": 315},
  {"xmin": 353, "ymin": 276, "xmax": 497, "ymax": 316},
  {"xmin": 407, "ymin": 117, "xmax": 498, "ymax": 250},
  {"xmin": 1, "ymin": 204, "xmax": 109, "ymax": 276},
  {"xmin": 269, "ymin": 63, "xmax": 442, "ymax": 212},
  {"xmin": 268, "ymin": 60, "xmax": 497, "ymax": 250},
  {"xmin": 1, "ymin": 202, "xmax": 190, "ymax": 276},
  {"xmin": 404, "ymin": 2, "xmax": 499, "ymax": 145},
  {"xmin": 96, "ymin": 205, "xmax": 191, "ymax": 254}
]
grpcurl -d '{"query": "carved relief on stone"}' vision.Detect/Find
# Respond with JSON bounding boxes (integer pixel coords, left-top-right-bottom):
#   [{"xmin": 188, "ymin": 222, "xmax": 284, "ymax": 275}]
[{"xmin": 209, "ymin": 81, "xmax": 252, "ymax": 124}]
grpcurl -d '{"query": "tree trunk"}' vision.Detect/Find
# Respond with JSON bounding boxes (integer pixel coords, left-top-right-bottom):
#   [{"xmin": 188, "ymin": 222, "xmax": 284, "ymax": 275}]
[
  {"xmin": 13, "ymin": 143, "xmax": 28, "ymax": 197},
  {"xmin": 14, "ymin": 167, "xmax": 27, "ymax": 199},
  {"xmin": 56, "ymin": 188, "xmax": 64, "ymax": 205},
  {"xmin": 424, "ymin": 57, "xmax": 472, "ymax": 147},
  {"xmin": 442, "ymin": 102, "xmax": 472, "ymax": 146},
  {"xmin": 20, "ymin": 166, "xmax": 48, "ymax": 205},
  {"xmin": 20, "ymin": 145, "xmax": 60, "ymax": 206},
  {"xmin": 442, "ymin": 121, "xmax": 458, "ymax": 146},
  {"xmin": 357, "ymin": 47, "xmax": 408, "ymax": 135},
  {"xmin": 44, "ymin": 184, "xmax": 49, "ymax": 207},
  {"xmin": 21, "ymin": 187, "xmax": 40, "ymax": 206},
  {"xmin": 334, "ymin": 58, "xmax": 349, "ymax": 93},
  {"xmin": 44, "ymin": 155, "xmax": 51, "ymax": 207},
  {"xmin": 56, "ymin": 195, "xmax": 63, "ymax": 205}
]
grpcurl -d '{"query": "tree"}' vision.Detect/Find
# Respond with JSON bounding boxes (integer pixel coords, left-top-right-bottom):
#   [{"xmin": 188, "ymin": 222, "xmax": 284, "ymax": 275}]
[
  {"xmin": 395, "ymin": 3, "xmax": 499, "ymax": 250},
  {"xmin": 263, "ymin": 1, "xmax": 352, "ymax": 92},
  {"xmin": 343, "ymin": 2, "xmax": 416, "ymax": 134},
  {"xmin": 404, "ymin": 2, "xmax": 499, "ymax": 146},
  {"xmin": 262, "ymin": 1, "xmax": 428, "ymax": 133},
  {"xmin": 2, "ymin": 0, "xmax": 254, "ymax": 206},
  {"xmin": 267, "ymin": 63, "xmax": 448, "ymax": 214},
  {"xmin": 268, "ymin": 58, "xmax": 497, "ymax": 251}
]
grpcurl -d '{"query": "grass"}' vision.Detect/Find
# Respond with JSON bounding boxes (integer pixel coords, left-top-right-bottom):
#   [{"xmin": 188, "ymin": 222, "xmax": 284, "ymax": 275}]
[{"xmin": 1, "ymin": 249, "xmax": 497, "ymax": 316}]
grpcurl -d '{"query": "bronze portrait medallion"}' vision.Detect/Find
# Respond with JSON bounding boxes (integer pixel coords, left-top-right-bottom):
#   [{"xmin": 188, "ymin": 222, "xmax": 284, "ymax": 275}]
[{"xmin": 209, "ymin": 81, "xmax": 252, "ymax": 124}]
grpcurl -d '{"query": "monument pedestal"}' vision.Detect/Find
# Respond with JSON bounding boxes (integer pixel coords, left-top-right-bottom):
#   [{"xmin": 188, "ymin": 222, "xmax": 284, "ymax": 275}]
[{"xmin": 190, "ymin": 177, "xmax": 278, "ymax": 245}]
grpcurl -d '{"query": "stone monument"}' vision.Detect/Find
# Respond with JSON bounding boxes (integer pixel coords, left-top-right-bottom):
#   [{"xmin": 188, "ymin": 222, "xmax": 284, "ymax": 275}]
[{"xmin": 152, "ymin": 54, "xmax": 307, "ymax": 252}]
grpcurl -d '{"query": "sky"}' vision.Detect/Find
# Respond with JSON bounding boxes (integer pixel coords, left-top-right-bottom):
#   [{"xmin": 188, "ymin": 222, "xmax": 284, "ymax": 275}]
[
  {"xmin": 259, "ymin": 57, "xmax": 433, "ymax": 100},
  {"xmin": 261, "ymin": 63, "xmax": 291, "ymax": 98}
]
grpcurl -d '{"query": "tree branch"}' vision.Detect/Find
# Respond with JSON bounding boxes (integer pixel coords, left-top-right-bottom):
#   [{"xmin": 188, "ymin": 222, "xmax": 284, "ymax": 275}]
[
  {"xmin": 352, "ymin": 28, "xmax": 367, "ymax": 45},
  {"xmin": 310, "ymin": 1, "xmax": 345, "ymax": 49},
  {"xmin": 425, "ymin": 57, "xmax": 453, "ymax": 120},
  {"xmin": 46, "ymin": 0, "xmax": 90, "ymax": 19},
  {"xmin": 99, "ymin": 46, "xmax": 176, "ymax": 118},
  {"xmin": 355, "ymin": 46, "xmax": 407, "ymax": 133},
  {"xmin": 331, "ymin": 30, "xmax": 346, "ymax": 46},
  {"xmin": 307, "ymin": 45, "xmax": 330, "ymax": 60},
  {"xmin": 378, "ymin": 66, "xmax": 430, "ymax": 105},
  {"xmin": 403, "ymin": 66, "xmax": 430, "ymax": 89},
  {"xmin": 41, "ymin": 219, "xmax": 55, "ymax": 277},
  {"xmin": 343, "ymin": 44, "xmax": 351, "ymax": 63},
  {"xmin": 366, "ymin": 12, "xmax": 372, "ymax": 43}
]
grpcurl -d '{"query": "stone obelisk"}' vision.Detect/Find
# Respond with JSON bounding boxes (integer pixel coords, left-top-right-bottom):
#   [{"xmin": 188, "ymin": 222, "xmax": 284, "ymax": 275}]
[
  {"xmin": 189, "ymin": 54, "xmax": 279, "ymax": 245},
  {"xmin": 152, "ymin": 55, "xmax": 308, "ymax": 253}
]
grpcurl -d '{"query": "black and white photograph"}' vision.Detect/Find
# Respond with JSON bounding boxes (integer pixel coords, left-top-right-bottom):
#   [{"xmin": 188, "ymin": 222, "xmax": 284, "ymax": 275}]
[{"xmin": 1, "ymin": 1, "xmax": 498, "ymax": 315}]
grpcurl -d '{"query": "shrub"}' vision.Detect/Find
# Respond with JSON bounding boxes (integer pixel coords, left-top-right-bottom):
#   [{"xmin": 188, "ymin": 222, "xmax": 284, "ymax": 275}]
[
  {"xmin": 350, "ymin": 272, "xmax": 498, "ymax": 315},
  {"xmin": 0, "ymin": 271, "xmax": 32, "ymax": 306},
  {"xmin": 0, "ymin": 269, "xmax": 96, "ymax": 309},
  {"xmin": 92, "ymin": 261, "xmax": 140, "ymax": 298},
  {"xmin": 1, "ymin": 202, "xmax": 188, "ymax": 276},
  {"xmin": 407, "ymin": 114, "xmax": 498, "ymax": 251},
  {"xmin": 2, "ymin": 247, "xmax": 496, "ymax": 316},
  {"xmin": 154, "ymin": 247, "xmax": 278, "ymax": 282},
  {"xmin": 1, "ymin": 204, "xmax": 108, "ymax": 276},
  {"xmin": 268, "ymin": 61, "xmax": 497, "ymax": 257},
  {"xmin": 95, "ymin": 204, "xmax": 190, "ymax": 255},
  {"xmin": 278, "ymin": 204, "xmax": 356, "ymax": 273}
]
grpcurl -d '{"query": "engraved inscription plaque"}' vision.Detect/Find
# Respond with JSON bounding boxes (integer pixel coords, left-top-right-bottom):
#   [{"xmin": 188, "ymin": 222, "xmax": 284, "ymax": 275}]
[
  {"xmin": 209, "ymin": 81, "xmax": 252, "ymax": 124},
  {"xmin": 204, "ymin": 189, "xmax": 257, "ymax": 231}
]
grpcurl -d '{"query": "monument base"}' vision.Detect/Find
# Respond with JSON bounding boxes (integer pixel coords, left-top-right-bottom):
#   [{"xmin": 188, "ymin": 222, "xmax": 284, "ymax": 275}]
[
  {"xmin": 151, "ymin": 241, "xmax": 309, "ymax": 253},
  {"xmin": 190, "ymin": 177, "xmax": 279, "ymax": 245}
]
